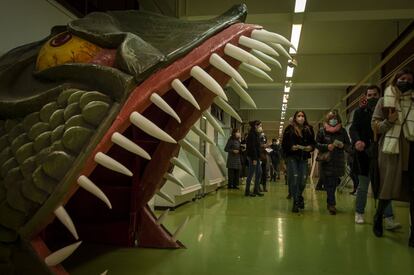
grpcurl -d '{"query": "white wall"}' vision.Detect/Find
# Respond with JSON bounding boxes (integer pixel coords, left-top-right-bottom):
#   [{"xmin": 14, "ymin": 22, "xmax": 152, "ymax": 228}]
[{"xmin": 0, "ymin": 0, "xmax": 76, "ymax": 55}]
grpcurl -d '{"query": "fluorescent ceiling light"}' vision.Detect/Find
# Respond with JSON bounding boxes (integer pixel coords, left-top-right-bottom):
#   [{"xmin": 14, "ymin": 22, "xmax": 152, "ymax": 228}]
[
  {"xmin": 294, "ymin": 0, "xmax": 307, "ymax": 13},
  {"xmin": 284, "ymin": 86, "xmax": 291, "ymax": 93},
  {"xmin": 283, "ymin": 94, "xmax": 289, "ymax": 103},
  {"xmin": 289, "ymin": 24, "xmax": 302, "ymax": 54},
  {"xmin": 286, "ymin": 66, "xmax": 294, "ymax": 78}
]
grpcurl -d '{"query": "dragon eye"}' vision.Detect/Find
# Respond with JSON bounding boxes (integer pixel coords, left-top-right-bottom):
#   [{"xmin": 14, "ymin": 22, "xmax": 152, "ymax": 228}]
[
  {"xmin": 36, "ymin": 32, "xmax": 102, "ymax": 72},
  {"xmin": 49, "ymin": 32, "xmax": 72, "ymax": 47}
]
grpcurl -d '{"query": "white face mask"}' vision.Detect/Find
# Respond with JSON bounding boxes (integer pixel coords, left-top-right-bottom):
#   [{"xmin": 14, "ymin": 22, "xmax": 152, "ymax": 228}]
[{"xmin": 296, "ymin": 117, "xmax": 305, "ymax": 125}]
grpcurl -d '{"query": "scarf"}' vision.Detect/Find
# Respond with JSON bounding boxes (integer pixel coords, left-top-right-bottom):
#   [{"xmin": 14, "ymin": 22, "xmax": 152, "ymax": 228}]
[
  {"xmin": 324, "ymin": 123, "xmax": 342, "ymax": 134},
  {"xmin": 382, "ymin": 86, "xmax": 414, "ymax": 154}
]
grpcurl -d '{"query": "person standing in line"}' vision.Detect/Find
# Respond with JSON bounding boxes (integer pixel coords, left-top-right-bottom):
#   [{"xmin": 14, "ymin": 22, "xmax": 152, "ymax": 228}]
[
  {"xmin": 245, "ymin": 120, "xmax": 264, "ymax": 197},
  {"xmin": 239, "ymin": 133, "xmax": 248, "ymax": 184},
  {"xmin": 371, "ymin": 68, "xmax": 414, "ymax": 247},
  {"xmin": 350, "ymin": 85, "xmax": 401, "ymax": 229},
  {"xmin": 225, "ymin": 128, "xmax": 242, "ymax": 189},
  {"xmin": 260, "ymin": 132, "xmax": 269, "ymax": 192},
  {"xmin": 316, "ymin": 111, "xmax": 351, "ymax": 215},
  {"xmin": 282, "ymin": 111, "xmax": 315, "ymax": 212},
  {"xmin": 270, "ymin": 139, "xmax": 282, "ymax": 182}
]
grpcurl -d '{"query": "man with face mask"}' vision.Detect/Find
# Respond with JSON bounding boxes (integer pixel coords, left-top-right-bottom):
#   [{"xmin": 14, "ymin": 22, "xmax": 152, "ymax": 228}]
[{"xmin": 350, "ymin": 85, "xmax": 401, "ymax": 228}]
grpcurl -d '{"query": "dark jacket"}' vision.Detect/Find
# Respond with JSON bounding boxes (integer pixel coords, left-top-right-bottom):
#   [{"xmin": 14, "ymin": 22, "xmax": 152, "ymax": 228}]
[
  {"xmin": 282, "ymin": 125, "xmax": 316, "ymax": 160},
  {"xmin": 316, "ymin": 127, "xmax": 351, "ymax": 178},
  {"xmin": 349, "ymin": 107, "xmax": 374, "ymax": 176},
  {"xmin": 224, "ymin": 138, "xmax": 242, "ymax": 169},
  {"xmin": 270, "ymin": 144, "xmax": 281, "ymax": 164},
  {"xmin": 246, "ymin": 129, "xmax": 261, "ymax": 161}
]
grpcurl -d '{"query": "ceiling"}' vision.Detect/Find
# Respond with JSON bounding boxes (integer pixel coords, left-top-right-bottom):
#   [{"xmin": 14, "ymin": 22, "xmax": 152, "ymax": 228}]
[{"xmin": 157, "ymin": 0, "xmax": 413, "ymax": 139}]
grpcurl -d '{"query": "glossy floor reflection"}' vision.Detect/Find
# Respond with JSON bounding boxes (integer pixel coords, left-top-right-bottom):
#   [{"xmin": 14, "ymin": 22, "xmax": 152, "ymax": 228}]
[{"xmin": 66, "ymin": 181, "xmax": 414, "ymax": 275}]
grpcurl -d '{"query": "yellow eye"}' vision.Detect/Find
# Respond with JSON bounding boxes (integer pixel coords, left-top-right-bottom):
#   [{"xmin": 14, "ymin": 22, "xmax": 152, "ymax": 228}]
[{"xmin": 36, "ymin": 32, "xmax": 102, "ymax": 72}]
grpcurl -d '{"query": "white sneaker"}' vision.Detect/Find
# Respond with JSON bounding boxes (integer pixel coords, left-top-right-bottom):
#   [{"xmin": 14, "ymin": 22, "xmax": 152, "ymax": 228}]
[
  {"xmin": 384, "ymin": 217, "xmax": 402, "ymax": 230},
  {"xmin": 355, "ymin": 213, "xmax": 364, "ymax": 224}
]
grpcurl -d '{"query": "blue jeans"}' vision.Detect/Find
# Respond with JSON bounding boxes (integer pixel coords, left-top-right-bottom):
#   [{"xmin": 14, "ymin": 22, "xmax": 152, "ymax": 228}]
[
  {"xmin": 245, "ymin": 157, "xmax": 262, "ymax": 194},
  {"xmin": 355, "ymin": 175, "xmax": 394, "ymax": 217},
  {"xmin": 287, "ymin": 158, "xmax": 307, "ymax": 202},
  {"xmin": 325, "ymin": 177, "xmax": 339, "ymax": 206}
]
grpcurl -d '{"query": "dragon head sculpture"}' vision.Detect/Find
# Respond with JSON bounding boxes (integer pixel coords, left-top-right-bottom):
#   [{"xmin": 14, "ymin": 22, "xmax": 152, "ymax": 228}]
[{"xmin": 0, "ymin": 4, "xmax": 294, "ymax": 274}]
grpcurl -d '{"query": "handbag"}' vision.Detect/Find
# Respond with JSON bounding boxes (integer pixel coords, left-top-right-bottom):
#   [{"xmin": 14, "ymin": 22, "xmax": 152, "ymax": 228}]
[{"xmin": 316, "ymin": 151, "xmax": 331, "ymax": 162}]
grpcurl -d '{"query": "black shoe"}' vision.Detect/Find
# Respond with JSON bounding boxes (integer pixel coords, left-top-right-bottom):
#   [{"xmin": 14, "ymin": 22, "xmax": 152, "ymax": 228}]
[
  {"xmin": 253, "ymin": 192, "xmax": 264, "ymax": 197},
  {"xmin": 327, "ymin": 205, "xmax": 337, "ymax": 215},
  {"xmin": 373, "ymin": 213, "xmax": 383, "ymax": 237},
  {"xmin": 298, "ymin": 198, "xmax": 305, "ymax": 210},
  {"xmin": 234, "ymin": 186, "xmax": 240, "ymax": 190},
  {"xmin": 292, "ymin": 202, "xmax": 299, "ymax": 213}
]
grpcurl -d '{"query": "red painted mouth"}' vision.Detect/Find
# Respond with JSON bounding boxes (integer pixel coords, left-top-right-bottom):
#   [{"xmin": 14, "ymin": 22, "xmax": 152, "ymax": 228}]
[{"xmin": 29, "ymin": 23, "xmax": 265, "ymax": 274}]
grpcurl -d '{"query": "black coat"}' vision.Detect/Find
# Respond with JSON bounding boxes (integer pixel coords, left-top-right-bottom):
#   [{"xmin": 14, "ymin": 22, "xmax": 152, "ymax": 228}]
[
  {"xmin": 246, "ymin": 129, "xmax": 261, "ymax": 161},
  {"xmin": 224, "ymin": 138, "xmax": 242, "ymax": 169},
  {"xmin": 316, "ymin": 127, "xmax": 351, "ymax": 178},
  {"xmin": 349, "ymin": 107, "xmax": 374, "ymax": 176},
  {"xmin": 282, "ymin": 125, "xmax": 316, "ymax": 160},
  {"xmin": 270, "ymin": 144, "xmax": 281, "ymax": 164}
]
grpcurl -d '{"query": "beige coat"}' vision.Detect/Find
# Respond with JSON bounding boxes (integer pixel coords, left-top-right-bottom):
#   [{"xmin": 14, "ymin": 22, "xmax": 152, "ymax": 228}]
[{"xmin": 372, "ymin": 97, "xmax": 413, "ymax": 202}]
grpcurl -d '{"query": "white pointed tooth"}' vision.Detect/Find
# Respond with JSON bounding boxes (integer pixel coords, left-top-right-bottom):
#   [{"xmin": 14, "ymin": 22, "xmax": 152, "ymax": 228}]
[
  {"xmin": 213, "ymin": 97, "xmax": 242, "ymax": 123},
  {"xmin": 251, "ymin": 49, "xmax": 282, "ymax": 70},
  {"xmin": 111, "ymin": 132, "xmax": 151, "ymax": 160},
  {"xmin": 190, "ymin": 66, "xmax": 228, "ymax": 101},
  {"xmin": 239, "ymin": 63, "xmax": 273, "ymax": 82},
  {"xmin": 54, "ymin": 206, "xmax": 79, "ymax": 240},
  {"xmin": 269, "ymin": 43, "xmax": 292, "ymax": 59},
  {"xmin": 130, "ymin": 112, "xmax": 176, "ymax": 143},
  {"xmin": 171, "ymin": 79, "xmax": 200, "ymax": 110},
  {"xmin": 164, "ymin": 173, "xmax": 185, "ymax": 188},
  {"xmin": 94, "ymin": 152, "xmax": 133, "ymax": 177},
  {"xmin": 209, "ymin": 53, "xmax": 248, "ymax": 89},
  {"xmin": 238, "ymin": 35, "xmax": 279, "ymax": 57},
  {"xmin": 224, "ymin": 43, "xmax": 271, "ymax": 72},
  {"xmin": 170, "ymin": 157, "xmax": 196, "ymax": 177},
  {"xmin": 45, "ymin": 241, "xmax": 82, "ymax": 266},
  {"xmin": 251, "ymin": 29, "xmax": 296, "ymax": 51},
  {"xmin": 178, "ymin": 139, "xmax": 207, "ymax": 163},
  {"xmin": 157, "ymin": 191, "xmax": 174, "ymax": 204},
  {"xmin": 190, "ymin": 125, "xmax": 215, "ymax": 145},
  {"xmin": 228, "ymin": 79, "xmax": 257, "ymax": 109},
  {"xmin": 156, "ymin": 209, "xmax": 170, "ymax": 225},
  {"xmin": 77, "ymin": 176, "xmax": 112, "ymax": 209},
  {"xmin": 150, "ymin": 93, "xmax": 181, "ymax": 123},
  {"xmin": 203, "ymin": 111, "xmax": 225, "ymax": 136},
  {"xmin": 172, "ymin": 216, "xmax": 189, "ymax": 241}
]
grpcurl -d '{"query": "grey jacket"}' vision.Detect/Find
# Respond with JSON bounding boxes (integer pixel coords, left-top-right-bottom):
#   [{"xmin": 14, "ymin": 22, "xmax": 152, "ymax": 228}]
[{"xmin": 225, "ymin": 138, "xmax": 242, "ymax": 169}]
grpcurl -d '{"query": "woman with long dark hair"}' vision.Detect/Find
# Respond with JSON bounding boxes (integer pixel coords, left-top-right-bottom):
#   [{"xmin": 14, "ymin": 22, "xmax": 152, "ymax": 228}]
[
  {"xmin": 224, "ymin": 128, "xmax": 242, "ymax": 189},
  {"xmin": 282, "ymin": 111, "xmax": 315, "ymax": 212},
  {"xmin": 245, "ymin": 120, "xmax": 264, "ymax": 197},
  {"xmin": 316, "ymin": 110, "xmax": 351, "ymax": 215},
  {"xmin": 371, "ymin": 67, "xmax": 414, "ymax": 247}
]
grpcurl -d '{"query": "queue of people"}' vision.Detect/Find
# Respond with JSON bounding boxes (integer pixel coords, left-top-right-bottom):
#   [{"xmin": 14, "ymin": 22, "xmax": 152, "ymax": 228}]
[{"xmin": 223, "ymin": 67, "xmax": 413, "ymax": 248}]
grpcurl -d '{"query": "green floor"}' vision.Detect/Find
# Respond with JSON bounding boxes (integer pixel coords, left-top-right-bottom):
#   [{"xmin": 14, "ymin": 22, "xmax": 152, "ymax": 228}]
[{"xmin": 66, "ymin": 182, "xmax": 414, "ymax": 275}]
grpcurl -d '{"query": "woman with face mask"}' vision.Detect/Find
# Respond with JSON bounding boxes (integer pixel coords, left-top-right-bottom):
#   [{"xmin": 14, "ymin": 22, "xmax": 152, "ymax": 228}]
[
  {"xmin": 371, "ymin": 67, "xmax": 414, "ymax": 247},
  {"xmin": 316, "ymin": 111, "xmax": 351, "ymax": 215},
  {"xmin": 282, "ymin": 111, "xmax": 315, "ymax": 212},
  {"xmin": 224, "ymin": 128, "xmax": 242, "ymax": 189},
  {"xmin": 245, "ymin": 120, "xmax": 264, "ymax": 197}
]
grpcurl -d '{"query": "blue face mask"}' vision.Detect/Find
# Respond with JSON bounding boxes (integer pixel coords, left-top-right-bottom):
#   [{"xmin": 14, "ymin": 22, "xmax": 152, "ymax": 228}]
[{"xmin": 329, "ymin": 119, "xmax": 338, "ymax": 126}]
